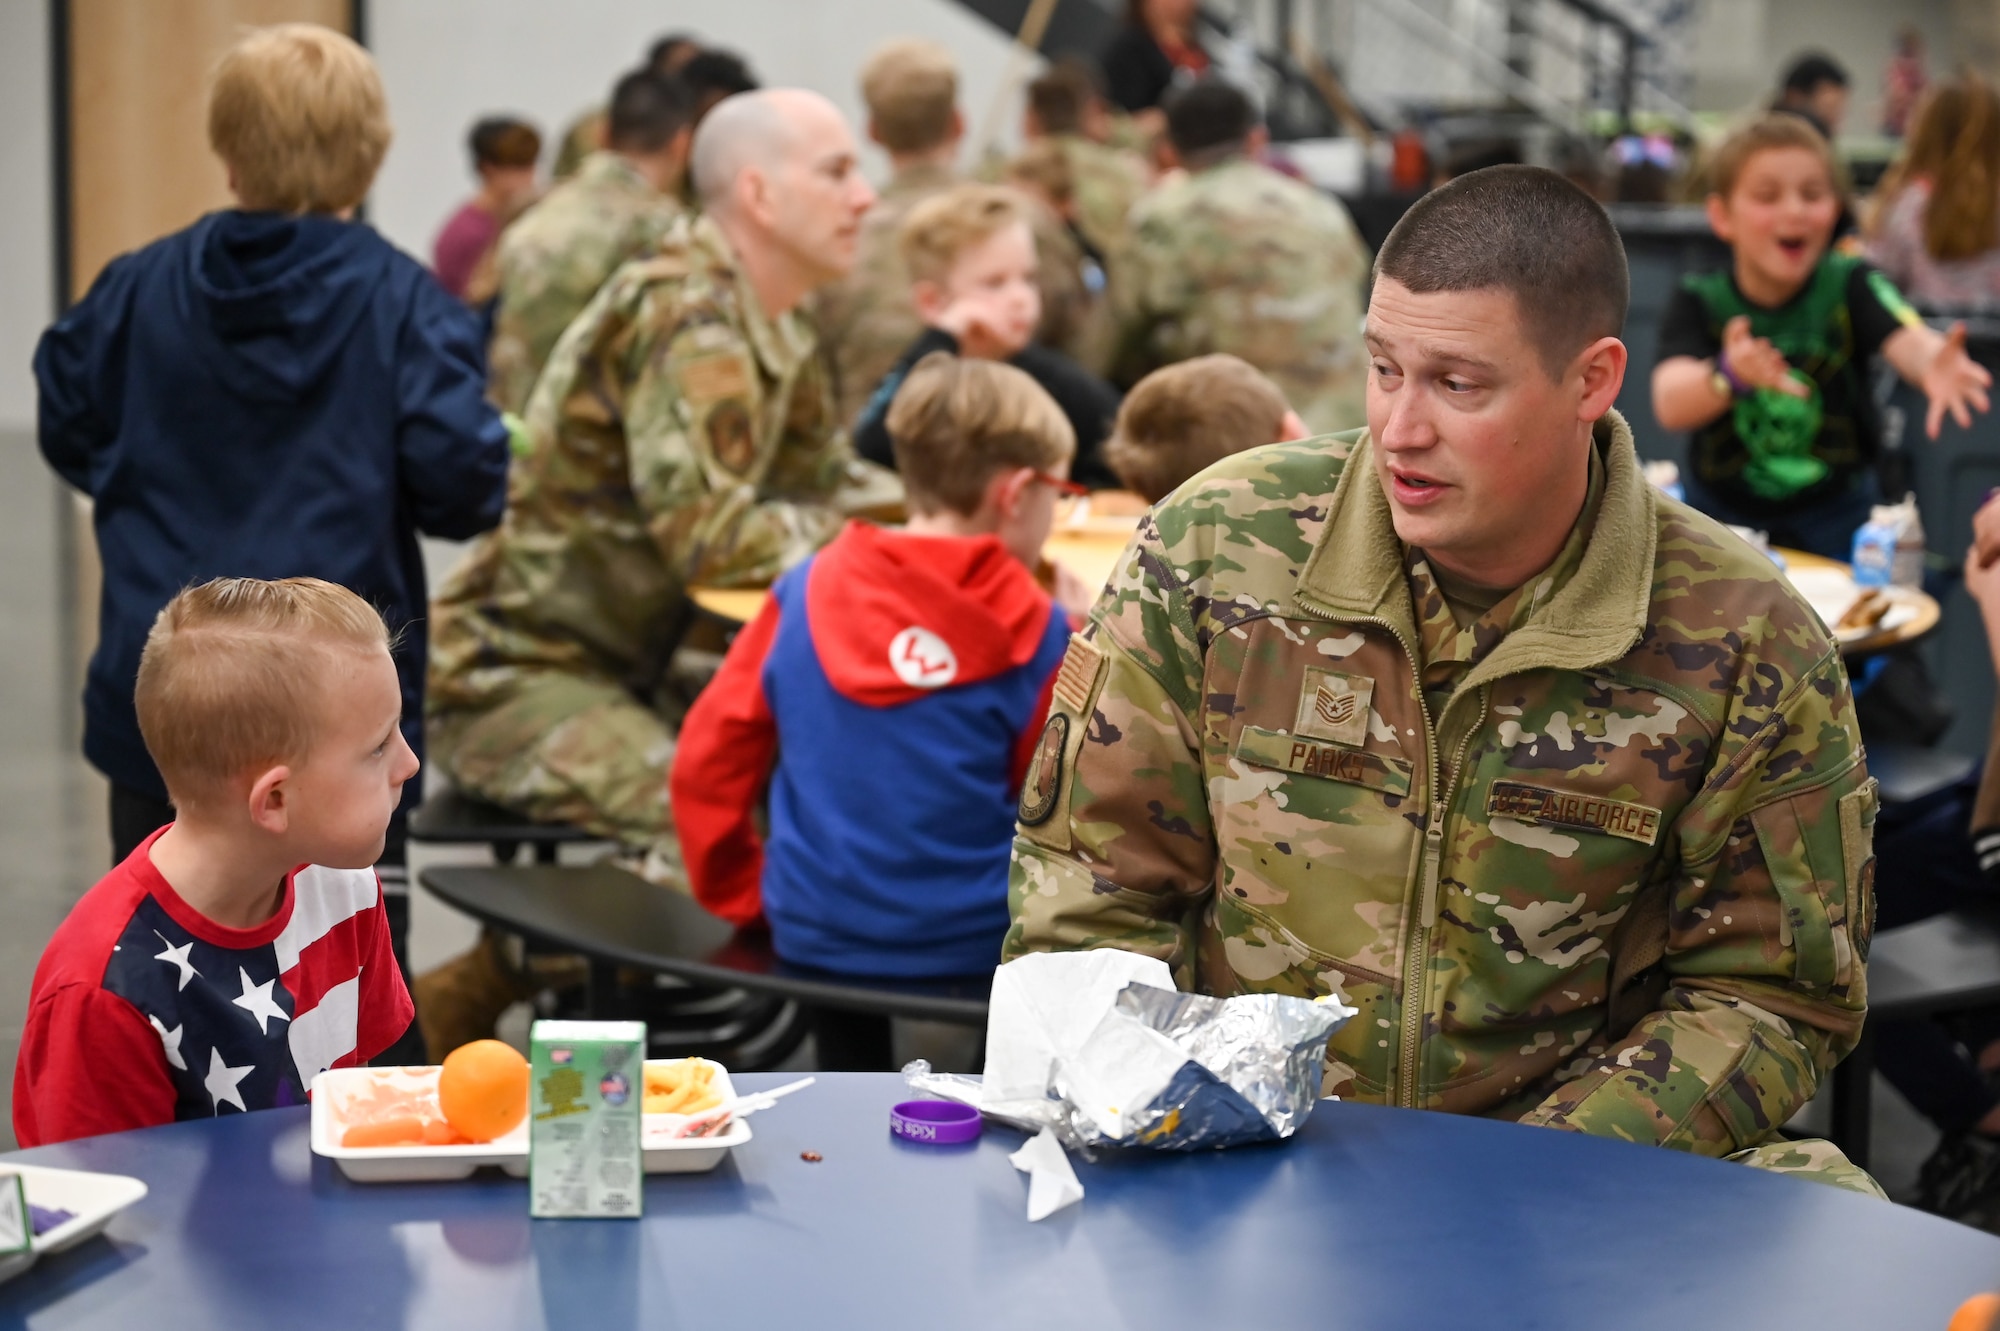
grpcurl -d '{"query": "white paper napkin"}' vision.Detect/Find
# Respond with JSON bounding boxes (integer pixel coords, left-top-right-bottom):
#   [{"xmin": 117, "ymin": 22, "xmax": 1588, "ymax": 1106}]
[{"xmin": 1008, "ymin": 1127, "xmax": 1084, "ymax": 1221}]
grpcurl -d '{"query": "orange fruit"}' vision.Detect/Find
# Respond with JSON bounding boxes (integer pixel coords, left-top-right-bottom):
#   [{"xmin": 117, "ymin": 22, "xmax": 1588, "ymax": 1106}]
[
  {"xmin": 437, "ymin": 1040, "xmax": 530, "ymax": 1143},
  {"xmin": 1951, "ymin": 1293, "xmax": 2000, "ymax": 1331}
]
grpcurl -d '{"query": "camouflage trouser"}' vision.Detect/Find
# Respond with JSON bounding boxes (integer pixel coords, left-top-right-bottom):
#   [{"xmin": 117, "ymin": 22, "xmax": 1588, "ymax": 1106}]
[
  {"xmin": 429, "ymin": 670, "xmax": 684, "ymax": 885},
  {"xmin": 1726, "ymin": 1137, "xmax": 1887, "ymax": 1199}
]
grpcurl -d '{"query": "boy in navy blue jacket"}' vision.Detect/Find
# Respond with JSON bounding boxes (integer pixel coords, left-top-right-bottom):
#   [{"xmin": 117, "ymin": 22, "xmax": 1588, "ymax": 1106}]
[
  {"xmin": 673, "ymin": 354, "xmax": 1093, "ymax": 977},
  {"xmin": 36, "ymin": 23, "xmax": 510, "ymax": 878}
]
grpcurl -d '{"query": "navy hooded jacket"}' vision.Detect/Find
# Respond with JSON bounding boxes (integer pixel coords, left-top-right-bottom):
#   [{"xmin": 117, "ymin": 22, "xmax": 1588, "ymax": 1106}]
[{"xmin": 36, "ymin": 211, "xmax": 511, "ymax": 806}]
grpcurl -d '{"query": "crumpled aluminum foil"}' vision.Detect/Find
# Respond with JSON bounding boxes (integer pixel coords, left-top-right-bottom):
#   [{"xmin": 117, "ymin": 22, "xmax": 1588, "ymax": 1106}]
[{"xmin": 1050, "ymin": 983, "xmax": 1354, "ymax": 1152}]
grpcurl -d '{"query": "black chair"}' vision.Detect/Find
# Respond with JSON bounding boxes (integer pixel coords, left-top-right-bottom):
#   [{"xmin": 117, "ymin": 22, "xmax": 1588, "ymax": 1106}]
[
  {"xmin": 408, "ymin": 787, "xmax": 603, "ymax": 865},
  {"xmin": 418, "ymin": 862, "xmax": 992, "ymax": 1072},
  {"xmin": 1829, "ymin": 907, "xmax": 2000, "ymax": 1169}
]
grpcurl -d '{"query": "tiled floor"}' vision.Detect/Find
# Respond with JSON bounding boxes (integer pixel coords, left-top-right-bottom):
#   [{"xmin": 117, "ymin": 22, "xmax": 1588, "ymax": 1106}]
[{"xmin": 0, "ymin": 426, "xmax": 1953, "ymax": 1205}]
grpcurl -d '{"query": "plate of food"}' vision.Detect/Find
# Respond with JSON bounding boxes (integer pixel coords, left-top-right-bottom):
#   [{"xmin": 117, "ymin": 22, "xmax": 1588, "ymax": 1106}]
[
  {"xmin": 311, "ymin": 1045, "xmax": 757, "ymax": 1182},
  {"xmin": 0, "ymin": 1164, "xmax": 149, "ymax": 1286}
]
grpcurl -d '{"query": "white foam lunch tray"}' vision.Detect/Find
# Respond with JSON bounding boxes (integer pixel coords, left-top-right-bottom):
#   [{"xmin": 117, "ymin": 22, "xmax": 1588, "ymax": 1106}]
[
  {"xmin": 0, "ymin": 1164, "xmax": 149, "ymax": 1287},
  {"xmin": 311, "ymin": 1058, "xmax": 750, "ymax": 1182}
]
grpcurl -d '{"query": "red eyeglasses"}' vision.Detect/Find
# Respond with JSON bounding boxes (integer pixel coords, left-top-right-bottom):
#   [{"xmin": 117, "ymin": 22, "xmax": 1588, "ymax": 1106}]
[{"xmin": 1033, "ymin": 470, "xmax": 1090, "ymax": 497}]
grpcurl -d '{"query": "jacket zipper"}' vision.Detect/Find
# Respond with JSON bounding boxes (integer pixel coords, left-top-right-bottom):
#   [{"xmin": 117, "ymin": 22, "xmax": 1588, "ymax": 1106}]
[{"xmin": 1294, "ymin": 603, "xmax": 1439, "ymax": 1108}]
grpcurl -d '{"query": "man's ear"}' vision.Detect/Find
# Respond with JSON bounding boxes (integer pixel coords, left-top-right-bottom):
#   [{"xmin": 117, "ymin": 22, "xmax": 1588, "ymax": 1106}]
[
  {"xmin": 1572, "ymin": 335, "xmax": 1629, "ymax": 420},
  {"xmin": 867, "ymin": 116, "xmax": 886, "ymax": 150},
  {"xmin": 739, "ymin": 166, "xmax": 775, "ymax": 228},
  {"xmin": 245, "ymin": 765, "xmax": 293, "ymax": 837},
  {"xmin": 1246, "ymin": 125, "xmax": 1271, "ymax": 158},
  {"xmin": 946, "ymin": 107, "xmax": 966, "ymax": 147}
]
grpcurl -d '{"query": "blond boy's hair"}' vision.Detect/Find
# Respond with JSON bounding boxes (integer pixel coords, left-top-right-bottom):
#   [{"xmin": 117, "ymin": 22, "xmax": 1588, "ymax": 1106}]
[
  {"xmin": 861, "ymin": 40, "xmax": 958, "ymax": 154},
  {"xmin": 1105, "ymin": 355, "xmax": 1290, "ymax": 503},
  {"xmin": 885, "ymin": 353, "xmax": 1075, "ymax": 515},
  {"xmin": 1008, "ymin": 139, "xmax": 1076, "ymax": 213},
  {"xmin": 1704, "ymin": 113, "xmax": 1837, "ymax": 201},
  {"xmin": 899, "ymin": 184, "xmax": 1030, "ymax": 285},
  {"xmin": 136, "ymin": 577, "xmax": 391, "ymax": 807},
  {"xmin": 209, "ymin": 24, "xmax": 392, "ymax": 214}
]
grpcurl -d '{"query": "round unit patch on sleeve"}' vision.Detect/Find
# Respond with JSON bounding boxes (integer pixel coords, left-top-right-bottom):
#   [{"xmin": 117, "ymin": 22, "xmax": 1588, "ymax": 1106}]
[
  {"xmin": 889, "ymin": 626, "xmax": 958, "ymax": 688},
  {"xmin": 1018, "ymin": 713, "xmax": 1070, "ymax": 827}
]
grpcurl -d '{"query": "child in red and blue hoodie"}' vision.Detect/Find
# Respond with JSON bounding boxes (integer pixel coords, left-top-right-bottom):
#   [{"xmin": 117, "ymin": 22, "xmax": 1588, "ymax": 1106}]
[{"xmin": 673, "ymin": 355, "xmax": 1095, "ymax": 977}]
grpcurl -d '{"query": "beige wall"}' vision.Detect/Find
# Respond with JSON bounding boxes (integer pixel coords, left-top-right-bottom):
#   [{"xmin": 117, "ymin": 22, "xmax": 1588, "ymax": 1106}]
[{"xmin": 68, "ymin": 0, "xmax": 349, "ymax": 300}]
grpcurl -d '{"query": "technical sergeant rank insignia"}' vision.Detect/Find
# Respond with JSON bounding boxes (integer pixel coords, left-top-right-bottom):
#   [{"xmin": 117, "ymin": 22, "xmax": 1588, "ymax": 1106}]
[{"xmin": 1295, "ymin": 668, "xmax": 1373, "ymax": 749}]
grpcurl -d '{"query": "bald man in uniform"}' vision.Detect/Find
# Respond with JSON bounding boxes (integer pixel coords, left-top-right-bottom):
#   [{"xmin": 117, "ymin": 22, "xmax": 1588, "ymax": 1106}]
[{"xmin": 419, "ymin": 90, "xmax": 897, "ymax": 1052}]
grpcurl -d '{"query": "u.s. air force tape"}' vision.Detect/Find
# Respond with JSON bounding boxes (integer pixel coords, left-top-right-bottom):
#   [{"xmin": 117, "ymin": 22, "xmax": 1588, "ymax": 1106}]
[{"xmin": 1486, "ymin": 780, "xmax": 1662, "ymax": 846}]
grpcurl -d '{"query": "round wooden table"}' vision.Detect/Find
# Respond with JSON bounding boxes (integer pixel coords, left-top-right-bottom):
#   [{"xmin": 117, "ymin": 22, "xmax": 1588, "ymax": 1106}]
[
  {"xmin": 689, "ymin": 496, "xmax": 1148, "ymax": 625},
  {"xmin": 1775, "ymin": 547, "xmax": 1943, "ymax": 656}
]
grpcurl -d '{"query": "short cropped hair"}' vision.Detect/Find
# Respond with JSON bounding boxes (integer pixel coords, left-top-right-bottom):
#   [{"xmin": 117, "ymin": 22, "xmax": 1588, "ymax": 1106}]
[
  {"xmin": 1008, "ymin": 140, "xmax": 1076, "ymax": 212},
  {"xmin": 1705, "ymin": 113, "xmax": 1837, "ymax": 200},
  {"xmin": 648, "ymin": 32, "xmax": 701, "ymax": 75},
  {"xmin": 1105, "ymin": 355, "xmax": 1289, "ymax": 503},
  {"xmin": 1374, "ymin": 164, "xmax": 1629, "ymax": 378},
  {"xmin": 886, "ymin": 354, "xmax": 1075, "ymax": 516},
  {"xmin": 1782, "ymin": 52, "xmax": 1850, "ymax": 96},
  {"xmin": 468, "ymin": 117, "xmax": 540, "ymax": 170},
  {"xmin": 861, "ymin": 40, "xmax": 959, "ymax": 154},
  {"xmin": 899, "ymin": 184, "xmax": 1030, "ymax": 285},
  {"xmin": 1165, "ymin": 79, "xmax": 1258, "ymax": 165},
  {"xmin": 208, "ymin": 24, "xmax": 391, "ymax": 214},
  {"xmin": 681, "ymin": 49, "xmax": 759, "ymax": 106},
  {"xmin": 608, "ymin": 70, "xmax": 696, "ymax": 152},
  {"xmin": 136, "ymin": 578, "xmax": 391, "ymax": 807},
  {"xmin": 1028, "ymin": 60, "xmax": 1100, "ymax": 136}
]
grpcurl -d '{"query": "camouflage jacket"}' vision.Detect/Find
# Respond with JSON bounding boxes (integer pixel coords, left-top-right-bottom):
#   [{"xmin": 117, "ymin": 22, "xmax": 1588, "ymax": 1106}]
[
  {"xmin": 430, "ymin": 214, "xmax": 897, "ymax": 711},
  {"xmin": 1007, "ymin": 413, "xmax": 1877, "ymax": 1159},
  {"xmin": 1048, "ymin": 134, "xmax": 1148, "ymax": 274},
  {"xmin": 1116, "ymin": 156, "xmax": 1370, "ymax": 432},
  {"xmin": 486, "ymin": 152, "xmax": 686, "ymax": 415},
  {"xmin": 814, "ymin": 162, "xmax": 1098, "ymax": 427}
]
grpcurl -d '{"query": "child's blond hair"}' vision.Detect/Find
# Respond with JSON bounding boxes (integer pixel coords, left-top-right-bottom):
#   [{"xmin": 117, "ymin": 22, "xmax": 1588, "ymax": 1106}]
[
  {"xmin": 136, "ymin": 577, "xmax": 391, "ymax": 807},
  {"xmin": 899, "ymin": 184, "xmax": 1031, "ymax": 285},
  {"xmin": 860, "ymin": 40, "xmax": 958, "ymax": 154},
  {"xmin": 1704, "ymin": 113, "xmax": 1837, "ymax": 201},
  {"xmin": 1105, "ymin": 355, "xmax": 1290, "ymax": 502},
  {"xmin": 885, "ymin": 353, "xmax": 1075, "ymax": 516},
  {"xmin": 208, "ymin": 23, "xmax": 391, "ymax": 214}
]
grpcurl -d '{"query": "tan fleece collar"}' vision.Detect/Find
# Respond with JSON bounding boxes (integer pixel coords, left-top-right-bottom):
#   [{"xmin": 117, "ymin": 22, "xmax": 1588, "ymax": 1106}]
[{"xmin": 1296, "ymin": 410, "xmax": 1656, "ymax": 679}]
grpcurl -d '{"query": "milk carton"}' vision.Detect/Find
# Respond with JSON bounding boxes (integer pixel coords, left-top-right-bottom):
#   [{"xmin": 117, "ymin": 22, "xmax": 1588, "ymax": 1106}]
[
  {"xmin": 1851, "ymin": 493, "xmax": 1925, "ymax": 590},
  {"xmin": 529, "ymin": 1020, "xmax": 646, "ymax": 1218}
]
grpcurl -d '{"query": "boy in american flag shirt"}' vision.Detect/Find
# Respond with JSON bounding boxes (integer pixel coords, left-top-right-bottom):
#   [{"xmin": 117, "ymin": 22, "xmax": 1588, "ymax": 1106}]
[{"xmin": 14, "ymin": 578, "xmax": 416, "ymax": 1145}]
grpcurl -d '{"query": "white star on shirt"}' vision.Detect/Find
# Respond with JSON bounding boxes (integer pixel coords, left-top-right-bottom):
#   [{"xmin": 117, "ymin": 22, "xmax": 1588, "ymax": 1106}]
[
  {"xmin": 149, "ymin": 1015, "xmax": 186, "ymax": 1071},
  {"xmin": 203, "ymin": 1047, "xmax": 254, "ymax": 1114},
  {"xmin": 153, "ymin": 932, "xmax": 198, "ymax": 991},
  {"xmin": 231, "ymin": 967, "xmax": 290, "ymax": 1035}
]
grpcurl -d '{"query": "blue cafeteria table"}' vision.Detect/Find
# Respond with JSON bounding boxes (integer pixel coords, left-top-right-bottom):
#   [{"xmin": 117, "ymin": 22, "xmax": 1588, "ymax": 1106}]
[{"xmin": 5, "ymin": 1072, "xmax": 1998, "ymax": 1329}]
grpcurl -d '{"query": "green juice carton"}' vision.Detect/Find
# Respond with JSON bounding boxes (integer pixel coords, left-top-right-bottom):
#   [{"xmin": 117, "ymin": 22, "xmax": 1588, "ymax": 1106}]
[{"xmin": 529, "ymin": 1020, "xmax": 646, "ymax": 1218}]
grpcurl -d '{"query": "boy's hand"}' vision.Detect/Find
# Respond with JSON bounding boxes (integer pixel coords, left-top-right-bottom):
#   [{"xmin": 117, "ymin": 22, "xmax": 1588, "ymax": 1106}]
[
  {"xmin": 1721, "ymin": 316, "xmax": 1811, "ymax": 399},
  {"xmin": 1921, "ymin": 322, "xmax": 1993, "ymax": 439},
  {"xmin": 934, "ymin": 289, "xmax": 1024, "ymax": 362},
  {"xmin": 1973, "ymin": 490, "xmax": 2000, "ymax": 571}
]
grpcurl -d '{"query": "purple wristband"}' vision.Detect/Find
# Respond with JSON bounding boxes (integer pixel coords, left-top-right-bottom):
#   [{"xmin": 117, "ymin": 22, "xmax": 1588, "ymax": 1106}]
[
  {"xmin": 890, "ymin": 1100, "xmax": 983, "ymax": 1145},
  {"xmin": 1715, "ymin": 349, "xmax": 1749, "ymax": 397}
]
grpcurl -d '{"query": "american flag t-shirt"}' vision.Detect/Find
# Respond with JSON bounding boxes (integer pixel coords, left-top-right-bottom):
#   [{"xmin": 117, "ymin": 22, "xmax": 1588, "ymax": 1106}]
[{"xmin": 11, "ymin": 830, "xmax": 413, "ymax": 1147}]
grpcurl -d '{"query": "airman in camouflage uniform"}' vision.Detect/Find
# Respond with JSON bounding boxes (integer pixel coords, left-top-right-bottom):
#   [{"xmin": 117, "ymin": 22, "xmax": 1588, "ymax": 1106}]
[
  {"xmin": 1117, "ymin": 155, "xmax": 1370, "ymax": 433},
  {"xmin": 429, "ymin": 93, "xmax": 893, "ymax": 878},
  {"xmin": 488, "ymin": 72, "xmax": 697, "ymax": 414},
  {"xmin": 487, "ymin": 156, "xmax": 685, "ymax": 414},
  {"xmin": 1007, "ymin": 414, "xmax": 1882, "ymax": 1196}
]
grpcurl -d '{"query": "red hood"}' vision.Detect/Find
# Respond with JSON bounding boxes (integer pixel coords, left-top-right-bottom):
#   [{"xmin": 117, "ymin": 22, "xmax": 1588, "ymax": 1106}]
[{"xmin": 805, "ymin": 522, "xmax": 1056, "ymax": 706}]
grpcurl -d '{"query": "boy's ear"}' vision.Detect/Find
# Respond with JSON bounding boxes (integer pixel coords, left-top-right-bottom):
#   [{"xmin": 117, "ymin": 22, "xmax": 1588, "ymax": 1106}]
[
  {"xmin": 988, "ymin": 465, "xmax": 1037, "ymax": 519},
  {"xmin": 911, "ymin": 278, "xmax": 949, "ymax": 322},
  {"xmin": 1704, "ymin": 192, "xmax": 1734, "ymax": 243},
  {"xmin": 245, "ymin": 764, "xmax": 293, "ymax": 836},
  {"xmin": 867, "ymin": 117, "xmax": 886, "ymax": 150},
  {"xmin": 947, "ymin": 107, "xmax": 966, "ymax": 146},
  {"xmin": 1276, "ymin": 409, "xmax": 1310, "ymax": 443}
]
